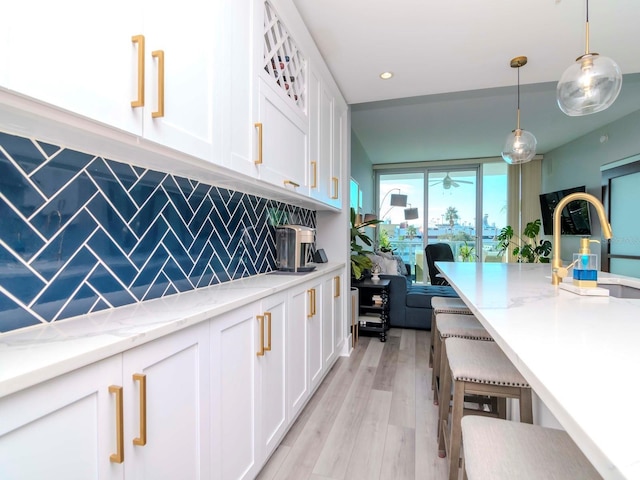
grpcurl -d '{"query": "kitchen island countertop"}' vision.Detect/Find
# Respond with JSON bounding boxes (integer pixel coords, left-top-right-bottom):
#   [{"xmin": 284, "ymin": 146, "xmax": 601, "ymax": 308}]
[{"xmin": 436, "ymin": 261, "xmax": 640, "ymax": 480}]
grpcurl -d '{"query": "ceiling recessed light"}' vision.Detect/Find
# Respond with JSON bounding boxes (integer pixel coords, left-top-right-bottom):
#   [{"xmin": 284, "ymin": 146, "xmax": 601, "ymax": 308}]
[{"xmin": 379, "ymin": 71, "xmax": 393, "ymax": 80}]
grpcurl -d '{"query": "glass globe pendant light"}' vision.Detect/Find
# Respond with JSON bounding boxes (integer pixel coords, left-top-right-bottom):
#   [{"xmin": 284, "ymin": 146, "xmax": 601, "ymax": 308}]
[
  {"xmin": 556, "ymin": 0, "xmax": 622, "ymax": 116},
  {"xmin": 502, "ymin": 56, "xmax": 537, "ymax": 165}
]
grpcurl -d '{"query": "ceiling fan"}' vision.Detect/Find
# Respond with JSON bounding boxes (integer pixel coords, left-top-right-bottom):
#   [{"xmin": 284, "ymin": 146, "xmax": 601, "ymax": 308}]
[{"xmin": 430, "ymin": 173, "xmax": 474, "ymax": 190}]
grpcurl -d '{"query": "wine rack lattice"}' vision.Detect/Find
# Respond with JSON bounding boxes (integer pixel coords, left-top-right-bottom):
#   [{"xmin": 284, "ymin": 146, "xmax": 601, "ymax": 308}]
[{"xmin": 263, "ymin": 1, "xmax": 307, "ymax": 112}]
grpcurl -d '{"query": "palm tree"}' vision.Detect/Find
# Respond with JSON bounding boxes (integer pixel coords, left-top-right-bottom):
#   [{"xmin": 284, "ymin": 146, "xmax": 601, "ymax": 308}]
[{"xmin": 445, "ymin": 206, "xmax": 459, "ymax": 228}]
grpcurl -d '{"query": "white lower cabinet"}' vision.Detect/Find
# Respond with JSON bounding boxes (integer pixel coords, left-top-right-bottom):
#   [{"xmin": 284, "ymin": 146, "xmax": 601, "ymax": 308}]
[
  {"xmin": 211, "ymin": 291, "xmax": 288, "ymax": 480},
  {"xmin": 0, "ymin": 322, "xmax": 210, "ymax": 480},
  {"xmin": 0, "ymin": 270, "xmax": 345, "ymax": 480},
  {"xmin": 0, "ymin": 356, "xmax": 123, "ymax": 480},
  {"xmin": 122, "ymin": 323, "xmax": 211, "ymax": 480}
]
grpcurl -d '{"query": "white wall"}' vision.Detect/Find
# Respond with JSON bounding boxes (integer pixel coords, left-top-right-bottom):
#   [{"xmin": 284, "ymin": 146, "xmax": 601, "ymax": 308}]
[{"xmin": 541, "ymin": 109, "xmax": 640, "ymax": 260}]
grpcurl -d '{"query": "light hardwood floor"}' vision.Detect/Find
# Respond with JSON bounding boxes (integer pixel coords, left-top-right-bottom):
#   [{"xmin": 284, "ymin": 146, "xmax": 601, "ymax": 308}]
[{"xmin": 257, "ymin": 328, "xmax": 449, "ymax": 480}]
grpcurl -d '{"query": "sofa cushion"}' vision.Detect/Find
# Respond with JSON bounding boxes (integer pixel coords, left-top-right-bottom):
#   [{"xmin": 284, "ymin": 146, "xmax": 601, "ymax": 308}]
[{"xmin": 406, "ymin": 285, "xmax": 459, "ymax": 308}]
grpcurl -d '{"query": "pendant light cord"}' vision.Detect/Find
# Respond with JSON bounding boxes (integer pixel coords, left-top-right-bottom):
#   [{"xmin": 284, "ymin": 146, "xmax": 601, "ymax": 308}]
[{"xmin": 585, "ymin": 0, "xmax": 590, "ymax": 54}]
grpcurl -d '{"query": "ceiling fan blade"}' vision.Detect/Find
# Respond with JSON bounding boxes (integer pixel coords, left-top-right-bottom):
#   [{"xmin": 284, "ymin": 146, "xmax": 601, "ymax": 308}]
[{"xmin": 451, "ymin": 181, "xmax": 460, "ymax": 187}]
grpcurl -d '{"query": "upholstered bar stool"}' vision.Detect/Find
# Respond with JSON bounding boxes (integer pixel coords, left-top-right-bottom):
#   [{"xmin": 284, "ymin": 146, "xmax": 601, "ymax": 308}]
[
  {"xmin": 429, "ymin": 296, "xmax": 473, "ymax": 369},
  {"xmin": 431, "ymin": 313, "xmax": 492, "ymax": 404},
  {"xmin": 461, "ymin": 416, "xmax": 602, "ymax": 480},
  {"xmin": 438, "ymin": 337, "xmax": 533, "ymax": 480}
]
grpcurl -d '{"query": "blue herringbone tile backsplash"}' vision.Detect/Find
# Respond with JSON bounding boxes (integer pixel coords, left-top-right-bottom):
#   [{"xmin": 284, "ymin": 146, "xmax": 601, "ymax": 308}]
[{"xmin": 0, "ymin": 131, "xmax": 315, "ymax": 332}]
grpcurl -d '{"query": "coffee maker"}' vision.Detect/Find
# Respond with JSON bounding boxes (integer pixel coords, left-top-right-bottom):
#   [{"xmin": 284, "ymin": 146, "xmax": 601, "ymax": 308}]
[{"xmin": 275, "ymin": 225, "xmax": 316, "ymax": 272}]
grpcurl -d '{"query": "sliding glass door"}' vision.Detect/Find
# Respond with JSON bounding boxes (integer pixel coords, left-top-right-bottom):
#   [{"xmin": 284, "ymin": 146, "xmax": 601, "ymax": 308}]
[
  {"xmin": 378, "ymin": 171, "xmax": 424, "ymax": 281},
  {"xmin": 377, "ymin": 161, "xmax": 508, "ymax": 283},
  {"xmin": 427, "ymin": 168, "xmax": 479, "ymax": 267}
]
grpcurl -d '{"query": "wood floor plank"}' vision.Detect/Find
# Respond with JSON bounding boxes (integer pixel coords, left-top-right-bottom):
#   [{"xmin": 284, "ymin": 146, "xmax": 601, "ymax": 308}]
[
  {"xmin": 388, "ymin": 330, "xmax": 416, "ymax": 428},
  {"xmin": 415, "ymin": 331, "xmax": 449, "ymax": 479},
  {"xmin": 343, "ymin": 389, "xmax": 393, "ymax": 480},
  {"xmin": 269, "ymin": 340, "xmax": 374, "ymax": 479},
  {"xmin": 372, "ymin": 334, "xmax": 400, "ymax": 391},
  {"xmin": 380, "ymin": 424, "xmax": 416, "ymax": 480},
  {"xmin": 360, "ymin": 336, "xmax": 385, "ymax": 367},
  {"xmin": 281, "ymin": 337, "xmax": 369, "ymax": 447},
  {"xmin": 256, "ymin": 445, "xmax": 291, "ymax": 480},
  {"xmin": 259, "ymin": 327, "xmax": 448, "ymax": 480},
  {"xmin": 311, "ymin": 364, "xmax": 378, "ymax": 478}
]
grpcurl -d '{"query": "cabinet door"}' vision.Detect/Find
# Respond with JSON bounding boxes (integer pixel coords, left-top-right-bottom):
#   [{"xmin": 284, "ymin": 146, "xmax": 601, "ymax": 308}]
[
  {"xmin": 256, "ymin": 78, "xmax": 308, "ymax": 192},
  {"xmin": 333, "ymin": 273, "xmax": 346, "ymax": 354},
  {"xmin": 223, "ymin": 0, "xmax": 259, "ymax": 176},
  {"xmin": 258, "ymin": 292, "xmax": 288, "ymax": 458},
  {"xmin": 123, "ymin": 322, "xmax": 210, "ymax": 480},
  {"xmin": 307, "ymin": 280, "xmax": 324, "ymax": 392},
  {"xmin": 5, "ymin": 0, "xmax": 140, "ymax": 135},
  {"xmin": 329, "ymin": 98, "xmax": 347, "ymax": 209},
  {"xmin": 0, "ymin": 356, "xmax": 123, "ymax": 480},
  {"xmin": 140, "ymin": 0, "xmax": 221, "ymax": 160},
  {"xmin": 211, "ymin": 302, "xmax": 260, "ymax": 480},
  {"xmin": 288, "ymin": 285, "xmax": 309, "ymax": 419},
  {"xmin": 322, "ymin": 275, "xmax": 337, "ymax": 367}
]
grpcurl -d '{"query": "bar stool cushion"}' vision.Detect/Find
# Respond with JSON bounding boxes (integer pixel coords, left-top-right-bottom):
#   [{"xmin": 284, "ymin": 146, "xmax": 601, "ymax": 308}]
[
  {"xmin": 462, "ymin": 416, "xmax": 602, "ymax": 479},
  {"xmin": 446, "ymin": 338, "xmax": 529, "ymax": 387},
  {"xmin": 437, "ymin": 313, "xmax": 492, "ymax": 341},
  {"xmin": 432, "ymin": 297, "xmax": 472, "ymax": 314}
]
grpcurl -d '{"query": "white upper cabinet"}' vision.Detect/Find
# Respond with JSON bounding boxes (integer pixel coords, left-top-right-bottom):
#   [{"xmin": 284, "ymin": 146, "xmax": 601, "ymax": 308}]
[
  {"xmin": 138, "ymin": 0, "xmax": 221, "ymax": 161},
  {"xmin": 5, "ymin": 0, "xmax": 140, "ymax": 135},
  {"xmin": 4, "ymin": 0, "xmax": 220, "ymax": 161},
  {"xmin": 224, "ymin": 0, "xmax": 309, "ymax": 192}
]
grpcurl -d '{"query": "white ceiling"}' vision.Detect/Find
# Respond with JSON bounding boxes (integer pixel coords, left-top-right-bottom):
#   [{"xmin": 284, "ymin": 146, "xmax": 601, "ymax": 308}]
[{"xmin": 292, "ymin": 0, "xmax": 640, "ymax": 164}]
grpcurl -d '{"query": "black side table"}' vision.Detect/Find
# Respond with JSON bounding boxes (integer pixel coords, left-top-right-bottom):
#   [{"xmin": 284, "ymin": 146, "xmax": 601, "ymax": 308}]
[{"xmin": 352, "ymin": 278, "xmax": 390, "ymax": 342}]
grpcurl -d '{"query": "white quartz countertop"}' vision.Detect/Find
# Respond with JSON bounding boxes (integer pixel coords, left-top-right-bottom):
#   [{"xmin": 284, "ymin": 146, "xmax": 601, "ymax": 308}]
[
  {"xmin": 436, "ymin": 262, "xmax": 640, "ymax": 480},
  {"xmin": 0, "ymin": 263, "xmax": 344, "ymax": 398}
]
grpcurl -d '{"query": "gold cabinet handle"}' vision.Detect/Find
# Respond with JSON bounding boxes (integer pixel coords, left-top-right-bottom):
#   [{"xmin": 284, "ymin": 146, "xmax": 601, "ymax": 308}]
[
  {"xmin": 264, "ymin": 312, "xmax": 272, "ymax": 351},
  {"xmin": 133, "ymin": 374, "xmax": 147, "ymax": 446},
  {"xmin": 254, "ymin": 123, "xmax": 263, "ymax": 164},
  {"xmin": 313, "ymin": 288, "xmax": 317, "ymax": 315},
  {"xmin": 334, "ymin": 276, "xmax": 340, "ymax": 298},
  {"xmin": 109, "ymin": 385, "xmax": 124, "ymax": 464},
  {"xmin": 311, "ymin": 161, "xmax": 317, "ymax": 189},
  {"xmin": 331, "ymin": 177, "xmax": 339, "ymax": 199},
  {"xmin": 257, "ymin": 315, "xmax": 265, "ymax": 356},
  {"xmin": 284, "ymin": 180, "xmax": 300, "ymax": 188},
  {"xmin": 151, "ymin": 50, "xmax": 165, "ymax": 118},
  {"xmin": 307, "ymin": 290, "xmax": 313, "ymax": 318},
  {"xmin": 131, "ymin": 35, "xmax": 145, "ymax": 108}
]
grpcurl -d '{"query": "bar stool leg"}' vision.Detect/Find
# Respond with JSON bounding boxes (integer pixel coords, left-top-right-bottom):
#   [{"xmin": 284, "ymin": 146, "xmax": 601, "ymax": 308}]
[
  {"xmin": 432, "ymin": 327, "xmax": 442, "ymax": 404},
  {"xmin": 437, "ymin": 340, "xmax": 451, "ymax": 454},
  {"xmin": 429, "ymin": 310, "xmax": 436, "ymax": 368},
  {"xmin": 447, "ymin": 380, "xmax": 465, "ymax": 480}
]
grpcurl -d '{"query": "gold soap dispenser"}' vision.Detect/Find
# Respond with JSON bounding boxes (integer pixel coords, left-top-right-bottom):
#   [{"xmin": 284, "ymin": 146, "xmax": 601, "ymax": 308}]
[{"xmin": 572, "ymin": 237, "xmax": 599, "ymax": 288}]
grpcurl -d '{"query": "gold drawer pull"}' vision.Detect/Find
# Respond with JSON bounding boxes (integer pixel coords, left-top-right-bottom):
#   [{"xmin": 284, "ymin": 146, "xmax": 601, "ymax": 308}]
[
  {"xmin": 255, "ymin": 123, "xmax": 263, "ymax": 164},
  {"xmin": 311, "ymin": 161, "xmax": 317, "ymax": 188},
  {"xmin": 284, "ymin": 180, "xmax": 300, "ymax": 188},
  {"xmin": 131, "ymin": 35, "xmax": 145, "ymax": 108},
  {"xmin": 133, "ymin": 373, "xmax": 147, "ymax": 446},
  {"xmin": 331, "ymin": 177, "xmax": 339, "ymax": 199},
  {"xmin": 257, "ymin": 315, "xmax": 265, "ymax": 356},
  {"xmin": 265, "ymin": 312, "xmax": 272, "ymax": 351},
  {"xmin": 109, "ymin": 385, "xmax": 124, "ymax": 463},
  {"xmin": 334, "ymin": 276, "xmax": 340, "ymax": 298},
  {"xmin": 151, "ymin": 50, "xmax": 165, "ymax": 118}
]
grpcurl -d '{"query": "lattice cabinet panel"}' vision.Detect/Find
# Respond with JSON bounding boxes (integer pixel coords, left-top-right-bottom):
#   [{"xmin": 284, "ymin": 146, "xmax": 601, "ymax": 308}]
[{"xmin": 263, "ymin": 1, "xmax": 307, "ymax": 112}]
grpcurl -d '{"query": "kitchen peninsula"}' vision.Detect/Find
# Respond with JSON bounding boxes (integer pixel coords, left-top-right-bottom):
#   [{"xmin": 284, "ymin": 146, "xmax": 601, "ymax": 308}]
[{"xmin": 436, "ymin": 261, "xmax": 640, "ymax": 480}]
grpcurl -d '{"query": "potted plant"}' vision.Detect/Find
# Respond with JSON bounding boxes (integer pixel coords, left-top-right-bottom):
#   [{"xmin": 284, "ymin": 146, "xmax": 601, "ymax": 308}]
[
  {"xmin": 459, "ymin": 241, "xmax": 475, "ymax": 262},
  {"xmin": 496, "ymin": 219, "xmax": 552, "ymax": 263},
  {"xmin": 350, "ymin": 208, "xmax": 382, "ymax": 280}
]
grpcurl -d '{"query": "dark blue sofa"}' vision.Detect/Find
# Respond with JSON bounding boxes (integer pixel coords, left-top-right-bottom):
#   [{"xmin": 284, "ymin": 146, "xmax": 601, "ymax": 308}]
[{"xmin": 380, "ymin": 274, "xmax": 459, "ymax": 330}]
